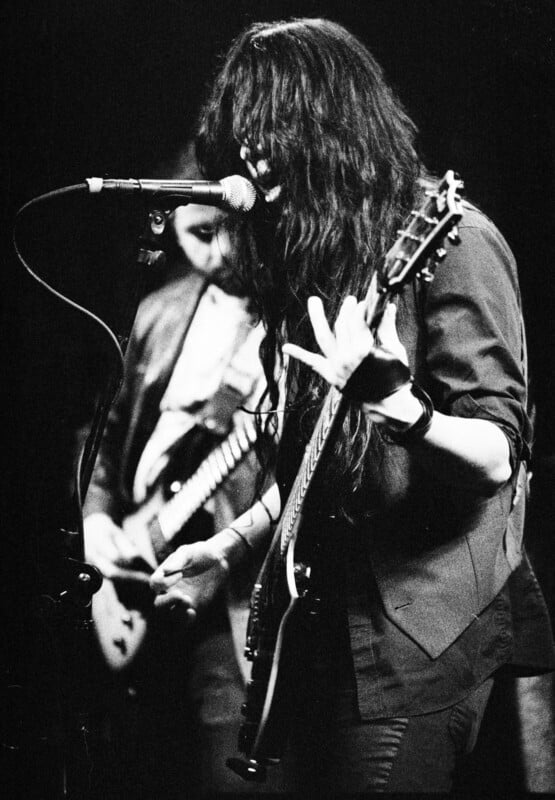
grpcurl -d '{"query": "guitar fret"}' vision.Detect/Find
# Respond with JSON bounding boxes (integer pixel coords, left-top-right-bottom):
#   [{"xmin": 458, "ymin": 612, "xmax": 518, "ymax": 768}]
[
  {"xmin": 236, "ymin": 425, "xmax": 251, "ymax": 452},
  {"xmin": 206, "ymin": 457, "xmax": 222, "ymax": 487},
  {"xmin": 198, "ymin": 458, "xmax": 218, "ymax": 491},
  {"xmin": 215, "ymin": 447, "xmax": 230, "ymax": 476},
  {"xmin": 228, "ymin": 433, "xmax": 243, "ymax": 461},
  {"xmin": 221, "ymin": 439, "xmax": 236, "ymax": 469},
  {"xmin": 144, "ymin": 418, "xmax": 258, "ymax": 552},
  {"xmin": 279, "ymin": 389, "xmax": 344, "ymax": 553}
]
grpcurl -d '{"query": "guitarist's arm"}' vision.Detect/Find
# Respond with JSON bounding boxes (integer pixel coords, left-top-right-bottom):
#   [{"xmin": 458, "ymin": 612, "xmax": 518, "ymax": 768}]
[
  {"xmin": 284, "ymin": 295, "xmax": 512, "ymax": 495},
  {"xmin": 150, "ymin": 484, "xmax": 281, "ymax": 612}
]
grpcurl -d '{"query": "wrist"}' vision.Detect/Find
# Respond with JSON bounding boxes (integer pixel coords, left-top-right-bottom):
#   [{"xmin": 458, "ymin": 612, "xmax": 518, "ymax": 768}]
[
  {"xmin": 341, "ymin": 348, "xmax": 411, "ymax": 403},
  {"xmin": 383, "ymin": 382, "xmax": 434, "ymax": 444},
  {"xmin": 213, "ymin": 527, "xmax": 252, "ymax": 572}
]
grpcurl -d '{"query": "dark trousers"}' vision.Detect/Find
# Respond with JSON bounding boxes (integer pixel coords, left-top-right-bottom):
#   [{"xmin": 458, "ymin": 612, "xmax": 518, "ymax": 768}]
[
  {"xmin": 89, "ymin": 601, "xmax": 258, "ymax": 799},
  {"xmin": 276, "ymin": 677, "xmax": 494, "ymax": 794}
]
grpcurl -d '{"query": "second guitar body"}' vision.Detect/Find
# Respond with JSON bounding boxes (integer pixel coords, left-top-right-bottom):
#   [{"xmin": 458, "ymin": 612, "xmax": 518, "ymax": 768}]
[{"xmin": 92, "ymin": 417, "xmax": 257, "ymax": 671}]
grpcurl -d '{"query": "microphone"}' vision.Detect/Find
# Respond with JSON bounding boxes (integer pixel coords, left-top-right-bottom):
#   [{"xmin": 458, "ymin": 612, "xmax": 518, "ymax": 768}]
[{"xmin": 85, "ymin": 174, "xmax": 257, "ymax": 213}]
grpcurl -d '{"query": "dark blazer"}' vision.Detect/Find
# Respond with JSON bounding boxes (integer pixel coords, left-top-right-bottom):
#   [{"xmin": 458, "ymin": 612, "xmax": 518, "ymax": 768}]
[
  {"xmin": 85, "ymin": 272, "xmax": 206, "ymax": 521},
  {"xmin": 84, "ymin": 271, "xmax": 263, "ymax": 677}
]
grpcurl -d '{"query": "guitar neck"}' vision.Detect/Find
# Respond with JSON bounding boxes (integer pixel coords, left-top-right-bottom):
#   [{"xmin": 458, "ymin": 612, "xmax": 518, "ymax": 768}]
[
  {"xmin": 278, "ymin": 275, "xmax": 391, "ymax": 554},
  {"xmin": 157, "ymin": 418, "xmax": 257, "ymax": 543},
  {"xmin": 278, "ymin": 386, "xmax": 348, "ymax": 555}
]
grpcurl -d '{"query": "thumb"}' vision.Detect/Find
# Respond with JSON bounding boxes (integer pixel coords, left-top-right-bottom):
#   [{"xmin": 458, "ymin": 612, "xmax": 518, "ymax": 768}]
[{"xmin": 151, "ymin": 545, "xmax": 192, "ymax": 591}]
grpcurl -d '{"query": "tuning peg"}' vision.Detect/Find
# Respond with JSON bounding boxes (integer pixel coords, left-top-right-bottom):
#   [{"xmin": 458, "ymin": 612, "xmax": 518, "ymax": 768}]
[
  {"xmin": 434, "ymin": 247, "xmax": 447, "ymax": 262},
  {"xmin": 447, "ymin": 226, "xmax": 460, "ymax": 244},
  {"xmin": 417, "ymin": 266, "xmax": 435, "ymax": 282}
]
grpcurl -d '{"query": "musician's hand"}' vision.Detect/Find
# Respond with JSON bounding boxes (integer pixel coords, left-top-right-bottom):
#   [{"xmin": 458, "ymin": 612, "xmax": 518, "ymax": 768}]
[
  {"xmin": 150, "ymin": 531, "xmax": 238, "ymax": 623},
  {"xmin": 83, "ymin": 512, "xmax": 151, "ymax": 585},
  {"xmin": 283, "ymin": 296, "xmax": 421, "ymax": 426},
  {"xmin": 283, "ymin": 296, "xmax": 373, "ymax": 387}
]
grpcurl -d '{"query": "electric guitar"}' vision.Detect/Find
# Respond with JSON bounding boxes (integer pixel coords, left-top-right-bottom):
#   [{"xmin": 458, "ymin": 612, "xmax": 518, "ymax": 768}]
[
  {"xmin": 228, "ymin": 171, "xmax": 465, "ymax": 782},
  {"xmin": 92, "ymin": 414, "xmax": 258, "ymax": 671}
]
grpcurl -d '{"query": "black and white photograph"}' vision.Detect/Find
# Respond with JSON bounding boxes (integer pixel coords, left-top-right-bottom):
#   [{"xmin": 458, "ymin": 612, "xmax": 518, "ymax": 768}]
[{"xmin": 2, "ymin": 1, "xmax": 554, "ymax": 797}]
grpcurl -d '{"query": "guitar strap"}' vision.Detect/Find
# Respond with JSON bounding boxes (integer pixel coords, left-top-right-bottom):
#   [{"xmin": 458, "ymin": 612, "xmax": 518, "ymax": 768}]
[
  {"xmin": 147, "ymin": 377, "xmax": 261, "ymax": 565},
  {"xmin": 197, "ymin": 383, "xmax": 248, "ymax": 436},
  {"xmin": 197, "ymin": 319, "xmax": 265, "ymax": 433},
  {"xmin": 148, "ymin": 515, "xmax": 173, "ymax": 564}
]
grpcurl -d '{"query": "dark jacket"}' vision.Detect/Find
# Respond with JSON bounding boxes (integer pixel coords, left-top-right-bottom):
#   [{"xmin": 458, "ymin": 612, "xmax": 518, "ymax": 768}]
[
  {"xmin": 84, "ymin": 271, "xmax": 264, "ymax": 677},
  {"xmin": 278, "ymin": 205, "xmax": 554, "ymax": 717}
]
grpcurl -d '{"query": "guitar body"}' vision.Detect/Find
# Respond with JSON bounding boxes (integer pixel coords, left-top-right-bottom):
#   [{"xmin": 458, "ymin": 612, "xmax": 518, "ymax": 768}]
[
  {"xmin": 240, "ymin": 520, "xmax": 304, "ymax": 764},
  {"xmin": 93, "ymin": 418, "xmax": 257, "ymax": 671},
  {"xmin": 92, "ymin": 569, "xmax": 150, "ymax": 672},
  {"xmin": 235, "ymin": 510, "xmax": 339, "ymax": 776},
  {"xmin": 92, "ymin": 486, "xmax": 215, "ymax": 672}
]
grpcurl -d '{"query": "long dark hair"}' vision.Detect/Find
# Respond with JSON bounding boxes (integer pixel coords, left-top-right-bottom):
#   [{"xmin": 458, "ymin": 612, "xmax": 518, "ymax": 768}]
[{"xmin": 197, "ymin": 18, "xmax": 422, "ymax": 485}]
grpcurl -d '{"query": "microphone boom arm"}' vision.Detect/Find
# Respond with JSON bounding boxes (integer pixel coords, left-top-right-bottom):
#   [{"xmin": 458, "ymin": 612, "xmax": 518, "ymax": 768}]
[{"xmin": 86, "ymin": 175, "xmax": 257, "ymax": 213}]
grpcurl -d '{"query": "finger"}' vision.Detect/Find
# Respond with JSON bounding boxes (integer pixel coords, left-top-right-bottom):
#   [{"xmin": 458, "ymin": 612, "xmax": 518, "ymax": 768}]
[
  {"xmin": 282, "ymin": 343, "xmax": 339, "ymax": 385},
  {"xmin": 282, "ymin": 343, "xmax": 323, "ymax": 370},
  {"xmin": 307, "ymin": 296, "xmax": 337, "ymax": 357},
  {"xmin": 333, "ymin": 296, "xmax": 357, "ymax": 351},
  {"xmin": 153, "ymin": 591, "xmax": 198, "ymax": 624},
  {"xmin": 151, "ymin": 542, "xmax": 209, "ymax": 590},
  {"xmin": 102, "ymin": 561, "xmax": 152, "ymax": 585},
  {"xmin": 375, "ymin": 304, "xmax": 408, "ymax": 365},
  {"xmin": 151, "ymin": 550, "xmax": 189, "ymax": 591},
  {"xmin": 345, "ymin": 301, "xmax": 375, "ymax": 360},
  {"xmin": 154, "ymin": 587, "xmax": 193, "ymax": 609}
]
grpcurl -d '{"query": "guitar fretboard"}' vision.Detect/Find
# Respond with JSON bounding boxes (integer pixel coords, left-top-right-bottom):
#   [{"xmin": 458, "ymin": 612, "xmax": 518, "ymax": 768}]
[
  {"xmin": 158, "ymin": 417, "xmax": 258, "ymax": 541},
  {"xmin": 279, "ymin": 386, "xmax": 346, "ymax": 555}
]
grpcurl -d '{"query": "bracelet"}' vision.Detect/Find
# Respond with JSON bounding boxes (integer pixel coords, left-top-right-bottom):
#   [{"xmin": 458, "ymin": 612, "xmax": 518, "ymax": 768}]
[
  {"xmin": 385, "ymin": 382, "xmax": 434, "ymax": 444},
  {"xmin": 259, "ymin": 497, "xmax": 278, "ymax": 526},
  {"xmin": 226, "ymin": 526, "xmax": 254, "ymax": 570},
  {"xmin": 341, "ymin": 349, "xmax": 411, "ymax": 403}
]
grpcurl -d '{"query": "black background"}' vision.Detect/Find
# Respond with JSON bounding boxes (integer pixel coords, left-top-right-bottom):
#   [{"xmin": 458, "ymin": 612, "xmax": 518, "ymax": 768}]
[
  {"xmin": 2, "ymin": 1, "xmax": 554, "ymax": 796},
  {"xmin": 5, "ymin": 0, "xmax": 555, "ymax": 447}
]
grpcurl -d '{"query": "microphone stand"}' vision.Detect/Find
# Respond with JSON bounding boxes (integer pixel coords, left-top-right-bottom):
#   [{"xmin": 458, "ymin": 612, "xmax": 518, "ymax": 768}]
[
  {"xmin": 8, "ymin": 191, "xmax": 171, "ymax": 799},
  {"xmin": 60, "ymin": 204, "xmax": 170, "ymax": 800}
]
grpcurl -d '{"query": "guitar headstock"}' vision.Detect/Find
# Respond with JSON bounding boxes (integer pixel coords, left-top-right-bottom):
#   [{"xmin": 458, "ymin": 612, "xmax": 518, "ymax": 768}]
[{"xmin": 382, "ymin": 169, "xmax": 464, "ymax": 293}]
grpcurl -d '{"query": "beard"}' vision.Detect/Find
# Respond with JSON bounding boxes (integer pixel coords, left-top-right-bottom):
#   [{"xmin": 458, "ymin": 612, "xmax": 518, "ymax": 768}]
[{"xmin": 208, "ymin": 263, "xmax": 250, "ymax": 298}]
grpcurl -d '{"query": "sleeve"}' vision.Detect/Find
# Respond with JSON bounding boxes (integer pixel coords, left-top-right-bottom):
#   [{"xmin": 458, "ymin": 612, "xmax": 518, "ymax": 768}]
[{"xmin": 421, "ymin": 214, "xmax": 531, "ymax": 469}]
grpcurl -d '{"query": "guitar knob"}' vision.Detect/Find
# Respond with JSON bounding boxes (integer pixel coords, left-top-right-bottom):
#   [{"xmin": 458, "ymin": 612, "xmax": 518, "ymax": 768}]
[
  {"xmin": 293, "ymin": 562, "xmax": 311, "ymax": 595},
  {"xmin": 417, "ymin": 266, "xmax": 434, "ymax": 282},
  {"xmin": 113, "ymin": 637, "xmax": 127, "ymax": 654},
  {"xmin": 447, "ymin": 226, "xmax": 460, "ymax": 244}
]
